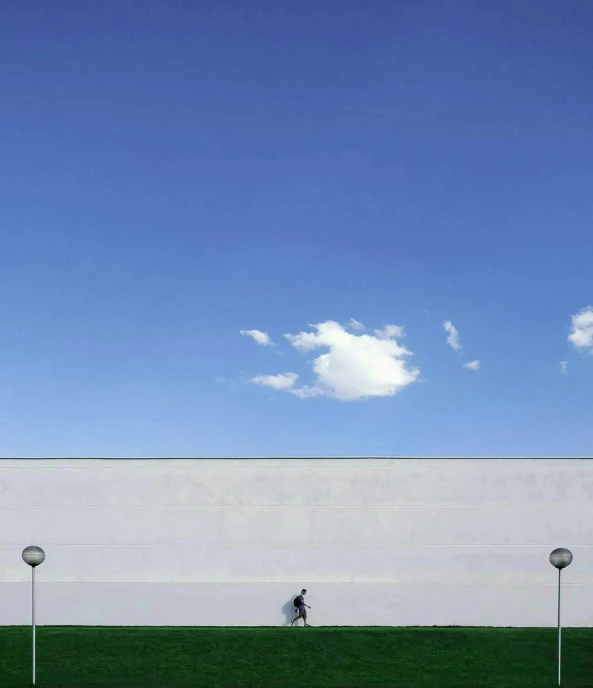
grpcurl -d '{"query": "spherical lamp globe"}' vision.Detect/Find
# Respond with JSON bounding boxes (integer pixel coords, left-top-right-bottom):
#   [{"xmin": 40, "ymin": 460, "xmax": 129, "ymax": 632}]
[
  {"xmin": 549, "ymin": 548, "xmax": 573, "ymax": 570},
  {"xmin": 22, "ymin": 546, "xmax": 46, "ymax": 568}
]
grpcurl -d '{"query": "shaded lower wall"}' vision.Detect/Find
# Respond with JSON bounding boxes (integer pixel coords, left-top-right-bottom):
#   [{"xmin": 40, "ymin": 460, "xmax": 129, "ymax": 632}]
[{"xmin": 1, "ymin": 458, "xmax": 592, "ymax": 626}]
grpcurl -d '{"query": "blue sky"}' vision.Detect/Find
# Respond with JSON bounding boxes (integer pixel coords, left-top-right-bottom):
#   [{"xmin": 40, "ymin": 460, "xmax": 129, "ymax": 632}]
[{"xmin": 2, "ymin": 0, "xmax": 592, "ymax": 457}]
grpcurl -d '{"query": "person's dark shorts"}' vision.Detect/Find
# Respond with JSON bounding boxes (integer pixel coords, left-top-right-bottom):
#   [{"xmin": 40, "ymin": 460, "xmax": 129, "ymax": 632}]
[{"xmin": 298, "ymin": 608, "xmax": 307, "ymax": 620}]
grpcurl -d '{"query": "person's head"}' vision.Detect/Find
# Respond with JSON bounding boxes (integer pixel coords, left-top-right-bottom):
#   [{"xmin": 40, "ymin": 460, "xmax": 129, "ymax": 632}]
[{"xmin": 301, "ymin": 589, "xmax": 307, "ymax": 596}]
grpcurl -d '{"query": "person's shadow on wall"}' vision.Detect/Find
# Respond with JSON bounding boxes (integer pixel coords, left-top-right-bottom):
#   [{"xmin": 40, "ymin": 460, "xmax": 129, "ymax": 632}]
[{"xmin": 281, "ymin": 596, "xmax": 297, "ymax": 626}]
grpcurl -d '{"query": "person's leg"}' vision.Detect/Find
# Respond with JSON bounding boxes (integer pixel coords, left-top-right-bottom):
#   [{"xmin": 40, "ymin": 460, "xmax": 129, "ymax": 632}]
[
  {"xmin": 303, "ymin": 609, "xmax": 310, "ymax": 627},
  {"xmin": 290, "ymin": 611, "xmax": 300, "ymax": 626}
]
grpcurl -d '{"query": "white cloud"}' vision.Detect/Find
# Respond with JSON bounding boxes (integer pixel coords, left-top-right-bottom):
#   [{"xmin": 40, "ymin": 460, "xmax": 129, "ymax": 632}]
[
  {"xmin": 463, "ymin": 360, "xmax": 480, "ymax": 371},
  {"xmin": 240, "ymin": 329, "xmax": 274, "ymax": 346},
  {"xmin": 258, "ymin": 319, "xmax": 421, "ymax": 401},
  {"xmin": 568, "ymin": 306, "xmax": 593, "ymax": 351},
  {"xmin": 250, "ymin": 372, "xmax": 298, "ymax": 390},
  {"xmin": 348, "ymin": 318, "xmax": 365, "ymax": 331},
  {"xmin": 559, "ymin": 361, "xmax": 568, "ymax": 374},
  {"xmin": 444, "ymin": 321, "xmax": 462, "ymax": 351},
  {"xmin": 374, "ymin": 324, "xmax": 405, "ymax": 339}
]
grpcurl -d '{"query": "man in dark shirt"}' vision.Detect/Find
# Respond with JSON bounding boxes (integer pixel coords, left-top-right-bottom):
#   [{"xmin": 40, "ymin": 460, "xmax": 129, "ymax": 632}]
[{"xmin": 290, "ymin": 589, "xmax": 311, "ymax": 627}]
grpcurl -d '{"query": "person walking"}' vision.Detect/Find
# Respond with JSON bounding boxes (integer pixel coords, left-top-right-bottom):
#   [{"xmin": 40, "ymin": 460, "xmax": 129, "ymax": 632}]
[{"xmin": 290, "ymin": 589, "xmax": 311, "ymax": 627}]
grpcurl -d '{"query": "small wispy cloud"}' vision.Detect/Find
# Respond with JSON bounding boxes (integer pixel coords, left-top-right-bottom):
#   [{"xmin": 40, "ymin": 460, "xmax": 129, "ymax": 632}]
[
  {"xmin": 240, "ymin": 329, "xmax": 274, "ymax": 346},
  {"xmin": 374, "ymin": 324, "xmax": 405, "ymax": 339},
  {"xmin": 559, "ymin": 361, "xmax": 568, "ymax": 374},
  {"xmin": 348, "ymin": 318, "xmax": 365, "ymax": 331},
  {"xmin": 463, "ymin": 360, "xmax": 480, "ymax": 371},
  {"xmin": 250, "ymin": 372, "xmax": 298, "ymax": 390},
  {"xmin": 568, "ymin": 306, "xmax": 593, "ymax": 352},
  {"xmin": 444, "ymin": 321, "xmax": 462, "ymax": 352}
]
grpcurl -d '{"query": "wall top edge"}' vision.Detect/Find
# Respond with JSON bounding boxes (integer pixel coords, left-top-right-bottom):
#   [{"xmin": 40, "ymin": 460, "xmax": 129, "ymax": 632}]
[{"xmin": 0, "ymin": 457, "xmax": 592, "ymax": 469}]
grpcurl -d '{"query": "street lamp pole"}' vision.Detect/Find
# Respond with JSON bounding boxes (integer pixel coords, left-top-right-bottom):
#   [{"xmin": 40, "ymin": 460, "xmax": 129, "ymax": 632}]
[
  {"xmin": 549, "ymin": 548, "xmax": 573, "ymax": 687},
  {"xmin": 22, "ymin": 546, "xmax": 46, "ymax": 686},
  {"xmin": 32, "ymin": 565, "xmax": 36, "ymax": 684},
  {"xmin": 557, "ymin": 567, "xmax": 561, "ymax": 686}
]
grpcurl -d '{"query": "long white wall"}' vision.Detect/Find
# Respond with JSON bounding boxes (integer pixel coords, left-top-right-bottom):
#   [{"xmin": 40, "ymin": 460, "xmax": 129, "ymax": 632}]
[{"xmin": 1, "ymin": 458, "xmax": 592, "ymax": 626}]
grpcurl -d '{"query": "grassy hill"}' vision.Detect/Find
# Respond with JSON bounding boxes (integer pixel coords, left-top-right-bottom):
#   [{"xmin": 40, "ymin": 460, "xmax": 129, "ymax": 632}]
[{"xmin": 1, "ymin": 626, "xmax": 592, "ymax": 687}]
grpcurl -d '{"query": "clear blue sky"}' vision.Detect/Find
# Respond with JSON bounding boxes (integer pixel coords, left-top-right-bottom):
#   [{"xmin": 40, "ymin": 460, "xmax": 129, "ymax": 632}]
[{"xmin": 2, "ymin": 0, "xmax": 592, "ymax": 457}]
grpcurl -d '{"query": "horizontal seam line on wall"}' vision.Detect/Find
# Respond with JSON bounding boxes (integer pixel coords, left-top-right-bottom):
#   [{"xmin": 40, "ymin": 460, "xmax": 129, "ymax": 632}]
[
  {"xmin": 1, "ymin": 503, "xmax": 591, "ymax": 508},
  {"xmin": 1, "ymin": 463, "xmax": 592, "ymax": 468},
  {"xmin": 2, "ymin": 581, "xmax": 592, "ymax": 586},
  {"xmin": 0, "ymin": 459, "xmax": 593, "ymax": 475},
  {"xmin": 2, "ymin": 543, "xmax": 592, "ymax": 547}
]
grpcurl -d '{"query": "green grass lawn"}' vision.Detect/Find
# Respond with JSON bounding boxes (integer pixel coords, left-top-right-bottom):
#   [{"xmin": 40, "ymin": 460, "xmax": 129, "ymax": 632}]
[{"xmin": 1, "ymin": 626, "xmax": 592, "ymax": 688}]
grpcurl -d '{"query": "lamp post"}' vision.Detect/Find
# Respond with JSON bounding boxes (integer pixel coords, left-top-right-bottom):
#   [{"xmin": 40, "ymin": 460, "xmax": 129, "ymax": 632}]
[
  {"xmin": 22, "ymin": 546, "xmax": 45, "ymax": 686},
  {"xmin": 549, "ymin": 547, "xmax": 573, "ymax": 687}
]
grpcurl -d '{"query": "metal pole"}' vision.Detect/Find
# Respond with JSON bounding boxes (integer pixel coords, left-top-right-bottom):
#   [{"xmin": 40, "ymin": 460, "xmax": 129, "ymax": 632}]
[
  {"xmin": 557, "ymin": 567, "xmax": 561, "ymax": 687},
  {"xmin": 32, "ymin": 565, "xmax": 36, "ymax": 686},
  {"xmin": 22, "ymin": 546, "xmax": 44, "ymax": 687},
  {"xmin": 549, "ymin": 548, "xmax": 572, "ymax": 688}
]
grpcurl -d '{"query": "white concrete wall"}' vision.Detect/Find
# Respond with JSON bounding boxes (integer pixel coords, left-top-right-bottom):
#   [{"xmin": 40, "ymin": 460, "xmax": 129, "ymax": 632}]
[{"xmin": 0, "ymin": 458, "xmax": 592, "ymax": 626}]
